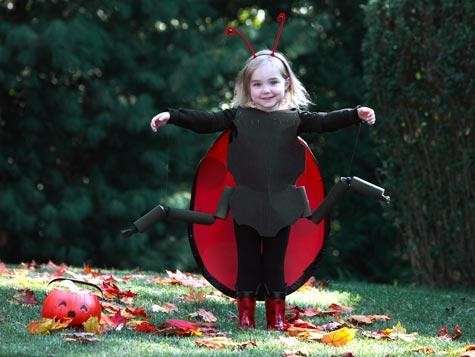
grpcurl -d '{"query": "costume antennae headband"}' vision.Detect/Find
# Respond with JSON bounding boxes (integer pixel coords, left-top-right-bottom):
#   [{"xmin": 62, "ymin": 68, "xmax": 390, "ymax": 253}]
[{"xmin": 225, "ymin": 11, "xmax": 288, "ymax": 58}]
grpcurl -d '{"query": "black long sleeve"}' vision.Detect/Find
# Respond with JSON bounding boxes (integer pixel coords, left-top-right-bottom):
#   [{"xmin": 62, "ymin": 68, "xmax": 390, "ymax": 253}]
[
  {"xmin": 168, "ymin": 108, "xmax": 237, "ymax": 134},
  {"xmin": 298, "ymin": 107, "xmax": 361, "ymax": 134}
]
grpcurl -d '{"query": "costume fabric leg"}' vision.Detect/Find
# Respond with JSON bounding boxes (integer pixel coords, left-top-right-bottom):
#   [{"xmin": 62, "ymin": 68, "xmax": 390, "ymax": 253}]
[
  {"xmin": 234, "ymin": 222, "xmax": 262, "ymax": 293},
  {"xmin": 234, "ymin": 222, "xmax": 290, "ymax": 294},
  {"xmin": 262, "ymin": 226, "xmax": 290, "ymax": 294}
]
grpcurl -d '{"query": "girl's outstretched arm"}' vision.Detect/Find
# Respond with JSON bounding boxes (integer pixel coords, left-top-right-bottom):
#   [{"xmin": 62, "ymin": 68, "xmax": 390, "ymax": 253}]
[
  {"xmin": 298, "ymin": 106, "xmax": 375, "ymax": 133},
  {"xmin": 298, "ymin": 106, "xmax": 361, "ymax": 133},
  {"xmin": 151, "ymin": 108, "xmax": 237, "ymax": 134}
]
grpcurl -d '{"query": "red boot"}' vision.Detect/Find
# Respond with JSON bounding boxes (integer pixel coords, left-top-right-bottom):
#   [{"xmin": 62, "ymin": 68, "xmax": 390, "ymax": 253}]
[
  {"xmin": 236, "ymin": 294, "xmax": 256, "ymax": 329},
  {"xmin": 265, "ymin": 293, "xmax": 286, "ymax": 331}
]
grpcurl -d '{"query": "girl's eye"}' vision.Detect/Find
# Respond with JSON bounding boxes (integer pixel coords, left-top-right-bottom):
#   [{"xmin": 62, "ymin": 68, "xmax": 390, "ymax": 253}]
[
  {"xmin": 253, "ymin": 83, "xmax": 261, "ymax": 87},
  {"xmin": 270, "ymin": 81, "xmax": 279, "ymax": 85}
]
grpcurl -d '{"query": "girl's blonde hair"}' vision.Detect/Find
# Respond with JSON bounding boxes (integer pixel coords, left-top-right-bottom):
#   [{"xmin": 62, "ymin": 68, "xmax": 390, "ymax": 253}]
[{"xmin": 231, "ymin": 49, "xmax": 313, "ymax": 110}]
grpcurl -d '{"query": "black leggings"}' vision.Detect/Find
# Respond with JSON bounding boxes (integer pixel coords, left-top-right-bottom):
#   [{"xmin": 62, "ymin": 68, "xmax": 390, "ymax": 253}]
[{"xmin": 234, "ymin": 221, "xmax": 290, "ymax": 295}]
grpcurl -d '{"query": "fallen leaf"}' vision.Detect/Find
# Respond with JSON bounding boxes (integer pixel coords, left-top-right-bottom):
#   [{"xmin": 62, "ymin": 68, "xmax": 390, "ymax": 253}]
[
  {"xmin": 286, "ymin": 326, "xmax": 326, "ymax": 341},
  {"xmin": 45, "ymin": 260, "xmax": 68, "ymax": 277},
  {"xmin": 152, "ymin": 303, "xmax": 178, "ymax": 314},
  {"xmin": 100, "ymin": 301, "xmax": 122, "ymax": 315},
  {"xmin": 282, "ymin": 350, "xmax": 309, "ymax": 357},
  {"xmin": 461, "ymin": 345, "xmax": 475, "ymax": 357},
  {"xmin": 321, "ymin": 327, "xmax": 356, "ymax": 347},
  {"xmin": 189, "ymin": 308, "xmax": 217, "ymax": 323},
  {"xmin": 12, "ymin": 289, "xmax": 39, "ymax": 305},
  {"xmin": 157, "ymin": 319, "xmax": 202, "ymax": 336},
  {"xmin": 288, "ymin": 319, "xmax": 318, "ymax": 329},
  {"xmin": 348, "ymin": 314, "xmax": 391, "ymax": 325},
  {"xmin": 195, "ymin": 336, "xmax": 256, "ymax": 350},
  {"xmin": 101, "ymin": 276, "xmax": 136, "ymax": 300},
  {"xmin": 155, "ymin": 270, "xmax": 209, "ymax": 288},
  {"xmin": 27, "ymin": 318, "xmax": 72, "ymax": 335},
  {"xmin": 197, "ymin": 322, "xmax": 222, "ymax": 337},
  {"xmin": 180, "ymin": 289, "xmax": 207, "ymax": 303},
  {"xmin": 109, "ymin": 311, "xmax": 127, "ymax": 329},
  {"xmin": 411, "ymin": 346, "xmax": 436, "ymax": 354},
  {"xmin": 362, "ymin": 322, "xmax": 417, "ymax": 342},
  {"xmin": 123, "ymin": 307, "xmax": 147, "ymax": 319},
  {"xmin": 316, "ymin": 321, "xmax": 343, "ymax": 332},
  {"xmin": 321, "ymin": 303, "xmax": 352, "ymax": 317},
  {"xmin": 83, "ymin": 316, "xmax": 101, "ymax": 334},
  {"xmin": 437, "ymin": 324, "xmax": 462, "ymax": 341},
  {"xmin": 99, "ymin": 314, "xmax": 120, "ymax": 332},
  {"xmin": 83, "ymin": 264, "xmax": 102, "ymax": 277},
  {"xmin": 20, "ymin": 260, "xmax": 37, "ymax": 270},
  {"xmin": 0, "ymin": 262, "xmax": 10, "ymax": 275},
  {"xmin": 134, "ymin": 321, "xmax": 158, "ymax": 333},
  {"xmin": 62, "ymin": 332, "xmax": 99, "ymax": 343}
]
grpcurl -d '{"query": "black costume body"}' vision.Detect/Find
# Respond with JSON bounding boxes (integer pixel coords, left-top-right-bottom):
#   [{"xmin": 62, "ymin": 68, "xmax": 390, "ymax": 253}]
[{"xmin": 168, "ymin": 106, "xmax": 361, "ymax": 295}]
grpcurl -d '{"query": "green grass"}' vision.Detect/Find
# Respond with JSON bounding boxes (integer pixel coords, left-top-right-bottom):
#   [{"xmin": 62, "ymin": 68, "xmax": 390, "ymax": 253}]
[{"xmin": 0, "ymin": 265, "xmax": 474, "ymax": 356}]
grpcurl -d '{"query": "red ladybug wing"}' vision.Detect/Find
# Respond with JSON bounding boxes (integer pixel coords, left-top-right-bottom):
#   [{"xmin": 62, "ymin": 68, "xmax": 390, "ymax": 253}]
[{"xmin": 189, "ymin": 131, "xmax": 328, "ymax": 299}]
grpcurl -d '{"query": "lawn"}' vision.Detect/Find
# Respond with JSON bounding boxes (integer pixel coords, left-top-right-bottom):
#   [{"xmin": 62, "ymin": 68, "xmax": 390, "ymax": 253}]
[{"xmin": 0, "ymin": 262, "xmax": 473, "ymax": 356}]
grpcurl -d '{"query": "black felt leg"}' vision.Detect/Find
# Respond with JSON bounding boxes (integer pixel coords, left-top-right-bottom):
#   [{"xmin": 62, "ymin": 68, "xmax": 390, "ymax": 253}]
[
  {"xmin": 262, "ymin": 226, "xmax": 290, "ymax": 293},
  {"xmin": 234, "ymin": 222, "xmax": 262, "ymax": 293}
]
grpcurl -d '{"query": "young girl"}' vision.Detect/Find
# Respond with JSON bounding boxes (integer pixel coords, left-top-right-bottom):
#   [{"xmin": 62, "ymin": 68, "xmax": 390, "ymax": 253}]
[{"xmin": 150, "ymin": 49, "xmax": 376, "ymax": 330}]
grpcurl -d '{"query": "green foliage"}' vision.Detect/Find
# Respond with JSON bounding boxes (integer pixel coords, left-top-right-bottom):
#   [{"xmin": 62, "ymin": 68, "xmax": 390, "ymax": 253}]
[{"xmin": 363, "ymin": 0, "xmax": 474, "ymax": 286}]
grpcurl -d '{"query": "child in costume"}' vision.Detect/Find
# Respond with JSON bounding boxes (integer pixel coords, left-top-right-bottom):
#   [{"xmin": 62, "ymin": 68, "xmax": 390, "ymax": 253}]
[{"xmin": 149, "ymin": 18, "xmax": 376, "ymax": 329}]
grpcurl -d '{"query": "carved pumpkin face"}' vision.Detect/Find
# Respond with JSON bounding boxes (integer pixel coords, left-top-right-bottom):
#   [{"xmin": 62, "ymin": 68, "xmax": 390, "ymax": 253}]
[{"xmin": 41, "ymin": 288, "xmax": 101, "ymax": 326}]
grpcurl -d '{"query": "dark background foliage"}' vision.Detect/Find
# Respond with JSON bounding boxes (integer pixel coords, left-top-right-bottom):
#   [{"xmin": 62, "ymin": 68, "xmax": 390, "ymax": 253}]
[{"xmin": 1, "ymin": 0, "xmax": 472, "ymax": 286}]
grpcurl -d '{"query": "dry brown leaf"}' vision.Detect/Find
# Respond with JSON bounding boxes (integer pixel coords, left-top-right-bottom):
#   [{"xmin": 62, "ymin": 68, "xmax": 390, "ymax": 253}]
[
  {"xmin": 282, "ymin": 350, "xmax": 309, "ymax": 357},
  {"xmin": 321, "ymin": 327, "xmax": 356, "ymax": 346},
  {"xmin": 362, "ymin": 322, "xmax": 417, "ymax": 342},
  {"xmin": 27, "ymin": 317, "xmax": 72, "ymax": 335},
  {"xmin": 321, "ymin": 303, "xmax": 353, "ymax": 316},
  {"xmin": 286, "ymin": 326, "xmax": 325, "ymax": 341},
  {"xmin": 316, "ymin": 321, "xmax": 343, "ymax": 332},
  {"xmin": 12, "ymin": 289, "xmax": 39, "ymax": 305},
  {"xmin": 62, "ymin": 332, "xmax": 99, "ymax": 343},
  {"xmin": 195, "ymin": 336, "xmax": 256, "ymax": 350},
  {"xmin": 411, "ymin": 346, "xmax": 436, "ymax": 354},
  {"xmin": 189, "ymin": 308, "xmax": 217, "ymax": 323},
  {"xmin": 152, "ymin": 302, "xmax": 178, "ymax": 314},
  {"xmin": 44, "ymin": 260, "xmax": 68, "ymax": 277},
  {"xmin": 348, "ymin": 314, "xmax": 391, "ymax": 325},
  {"xmin": 437, "ymin": 324, "xmax": 462, "ymax": 341},
  {"xmin": 461, "ymin": 346, "xmax": 475, "ymax": 357},
  {"xmin": 155, "ymin": 270, "xmax": 209, "ymax": 288},
  {"xmin": 82, "ymin": 264, "xmax": 102, "ymax": 277},
  {"xmin": 0, "ymin": 262, "xmax": 10, "ymax": 275},
  {"xmin": 180, "ymin": 289, "xmax": 207, "ymax": 303}
]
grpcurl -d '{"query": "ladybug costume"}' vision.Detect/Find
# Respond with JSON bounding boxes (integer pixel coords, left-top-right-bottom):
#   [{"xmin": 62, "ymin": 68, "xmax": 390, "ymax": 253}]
[{"xmin": 121, "ymin": 13, "xmax": 390, "ymax": 330}]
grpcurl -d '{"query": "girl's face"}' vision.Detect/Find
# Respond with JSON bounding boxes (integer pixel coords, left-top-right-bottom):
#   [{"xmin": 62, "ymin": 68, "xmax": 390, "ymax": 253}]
[{"xmin": 249, "ymin": 60, "xmax": 288, "ymax": 111}]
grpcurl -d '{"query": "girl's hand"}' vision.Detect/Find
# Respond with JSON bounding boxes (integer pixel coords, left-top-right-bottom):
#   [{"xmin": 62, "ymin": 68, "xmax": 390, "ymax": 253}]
[
  {"xmin": 357, "ymin": 107, "xmax": 376, "ymax": 125},
  {"xmin": 150, "ymin": 112, "xmax": 170, "ymax": 132}
]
